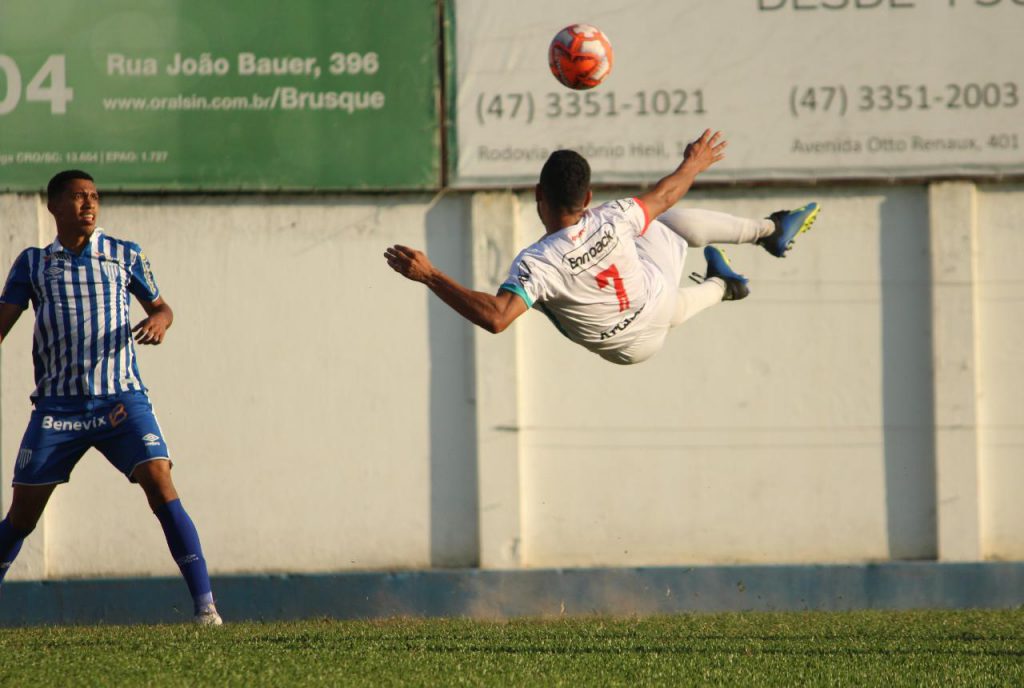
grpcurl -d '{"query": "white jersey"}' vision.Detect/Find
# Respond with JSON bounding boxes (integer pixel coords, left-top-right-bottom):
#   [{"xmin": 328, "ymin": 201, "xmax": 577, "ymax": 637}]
[{"xmin": 499, "ymin": 197, "xmax": 667, "ymax": 358}]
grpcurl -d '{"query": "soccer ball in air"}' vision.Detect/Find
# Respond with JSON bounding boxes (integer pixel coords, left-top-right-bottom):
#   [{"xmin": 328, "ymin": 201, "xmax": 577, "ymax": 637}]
[{"xmin": 548, "ymin": 24, "xmax": 613, "ymax": 90}]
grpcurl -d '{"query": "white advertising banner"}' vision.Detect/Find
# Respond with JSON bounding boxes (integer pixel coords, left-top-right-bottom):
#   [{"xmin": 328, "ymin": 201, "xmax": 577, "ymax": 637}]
[{"xmin": 452, "ymin": 0, "xmax": 1024, "ymax": 186}]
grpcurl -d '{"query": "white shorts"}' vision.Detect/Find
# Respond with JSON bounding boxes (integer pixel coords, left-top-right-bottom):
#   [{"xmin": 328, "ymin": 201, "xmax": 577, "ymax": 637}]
[{"xmin": 598, "ymin": 221, "xmax": 688, "ymax": 365}]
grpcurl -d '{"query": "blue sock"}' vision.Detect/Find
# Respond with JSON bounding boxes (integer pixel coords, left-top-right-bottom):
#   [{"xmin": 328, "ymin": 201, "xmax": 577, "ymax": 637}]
[
  {"xmin": 0, "ymin": 517, "xmax": 27, "ymax": 584},
  {"xmin": 154, "ymin": 499, "xmax": 214, "ymax": 613}
]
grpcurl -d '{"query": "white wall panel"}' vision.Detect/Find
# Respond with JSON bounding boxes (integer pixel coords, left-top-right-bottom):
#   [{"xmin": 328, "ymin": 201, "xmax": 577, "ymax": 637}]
[{"xmin": 1, "ymin": 182, "xmax": 1020, "ymax": 579}]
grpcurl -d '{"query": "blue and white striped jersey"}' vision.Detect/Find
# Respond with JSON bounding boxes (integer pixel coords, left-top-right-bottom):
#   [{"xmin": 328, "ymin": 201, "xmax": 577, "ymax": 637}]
[{"xmin": 0, "ymin": 229, "xmax": 160, "ymax": 399}]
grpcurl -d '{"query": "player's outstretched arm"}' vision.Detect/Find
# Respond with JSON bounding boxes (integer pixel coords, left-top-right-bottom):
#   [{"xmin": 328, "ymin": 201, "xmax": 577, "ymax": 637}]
[
  {"xmin": 385, "ymin": 244, "xmax": 527, "ymax": 334},
  {"xmin": 133, "ymin": 296, "xmax": 174, "ymax": 345},
  {"xmin": 638, "ymin": 129, "xmax": 727, "ymax": 219},
  {"xmin": 0, "ymin": 302, "xmax": 25, "ymax": 344}
]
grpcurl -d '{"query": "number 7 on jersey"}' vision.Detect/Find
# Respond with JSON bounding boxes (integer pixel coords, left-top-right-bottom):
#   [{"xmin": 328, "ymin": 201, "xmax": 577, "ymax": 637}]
[{"xmin": 596, "ymin": 264, "xmax": 629, "ymax": 311}]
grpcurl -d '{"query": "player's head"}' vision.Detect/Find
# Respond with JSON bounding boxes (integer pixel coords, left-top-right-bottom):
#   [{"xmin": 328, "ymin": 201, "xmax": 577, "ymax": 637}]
[
  {"xmin": 537, "ymin": 150, "xmax": 591, "ymax": 223},
  {"xmin": 47, "ymin": 170, "xmax": 99, "ymax": 234}
]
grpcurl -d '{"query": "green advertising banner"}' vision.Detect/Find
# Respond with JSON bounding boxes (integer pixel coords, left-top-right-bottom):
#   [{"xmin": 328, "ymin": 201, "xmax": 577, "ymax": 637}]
[{"xmin": 0, "ymin": 1, "xmax": 440, "ymax": 191}]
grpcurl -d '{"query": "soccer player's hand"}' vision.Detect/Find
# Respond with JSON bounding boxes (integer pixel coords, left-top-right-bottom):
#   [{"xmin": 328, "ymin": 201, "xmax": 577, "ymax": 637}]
[
  {"xmin": 132, "ymin": 314, "xmax": 169, "ymax": 345},
  {"xmin": 385, "ymin": 245, "xmax": 435, "ymax": 283},
  {"xmin": 683, "ymin": 129, "xmax": 727, "ymax": 173}
]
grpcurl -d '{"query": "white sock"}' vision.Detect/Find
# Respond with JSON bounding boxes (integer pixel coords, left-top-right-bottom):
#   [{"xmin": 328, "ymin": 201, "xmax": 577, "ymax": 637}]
[
  {"xmin": 670, "ymin": 280, "xmax": 726, "ymax": 327},
  {"xmin": 658, "ymin": 208, "xmax": 773, "ymax": 247}
]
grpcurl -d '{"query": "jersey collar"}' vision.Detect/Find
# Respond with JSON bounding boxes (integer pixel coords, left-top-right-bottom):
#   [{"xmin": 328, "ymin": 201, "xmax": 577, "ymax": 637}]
[
  {"xmin": 559, "ymin": 214, "xmax": 590, "ymax": 243},
  {"xmin": 50, "ymin": 228, "xmax": 104, "ymax": 257}
]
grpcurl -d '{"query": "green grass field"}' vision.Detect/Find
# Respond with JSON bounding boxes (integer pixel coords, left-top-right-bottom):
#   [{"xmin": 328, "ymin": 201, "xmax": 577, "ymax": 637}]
[{"xmin": 2, "ymin": 610, "xmax": 1022, "ymax": 686}]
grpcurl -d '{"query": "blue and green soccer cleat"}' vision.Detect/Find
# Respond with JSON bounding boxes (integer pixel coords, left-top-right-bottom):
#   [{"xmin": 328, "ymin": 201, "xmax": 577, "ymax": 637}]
[
  {"xmin": 703, "ymin": 246, "xmax": 749, "ymax": 301},
  {"xmin": 759, "ymin": 202, "xmax": 820, "ymax": 257}
]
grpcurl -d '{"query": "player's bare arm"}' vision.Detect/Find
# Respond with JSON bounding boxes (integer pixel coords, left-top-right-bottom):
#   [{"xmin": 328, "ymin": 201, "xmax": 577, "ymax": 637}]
[
  {"xmin": 133, "ymin": 296, "xmax": 173, "ymax": 345},
  {"xmin": 638, "ymin": 129, "xmax": 727, "ymax": 219},
  {"xmin": 0, "ymin": 302, "xmax": 25, "ymax": 344},
  {"xmin": 385, "ymin": 244, "xmax": 527, "ymax": 334}
]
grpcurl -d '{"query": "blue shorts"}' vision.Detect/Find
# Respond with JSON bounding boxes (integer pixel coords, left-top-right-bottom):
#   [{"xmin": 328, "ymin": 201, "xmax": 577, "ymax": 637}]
[{"xmin": 13, "ymin": 391, "xmax": 171, "ymax": 486}]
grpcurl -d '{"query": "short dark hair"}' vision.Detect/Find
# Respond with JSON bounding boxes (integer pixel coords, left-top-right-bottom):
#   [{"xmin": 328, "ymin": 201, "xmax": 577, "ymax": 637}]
[
  {"xmin": 47, "ymin": 170, "xmax": 94, "ymax": 203},
  {"xmin": 539, "ymin": 150, "xmax": 590, "ymax": 212}
]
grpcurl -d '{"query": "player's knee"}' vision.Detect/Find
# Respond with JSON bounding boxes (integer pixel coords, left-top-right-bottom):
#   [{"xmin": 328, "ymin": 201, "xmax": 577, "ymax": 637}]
[
  {"xmin": 131, "ymin": 458, "xmax": 172, "ymax": 482},
  {"xmin": 133, "ymin": 460, "xmax": 178, "ymax": 506},
  {"xmin": 7, "ymin": 486, "xmax": 56, "ymax": 534},
  {"xmin": 7, "ymin": 509, "xmax": 43, "ymax": 535}
]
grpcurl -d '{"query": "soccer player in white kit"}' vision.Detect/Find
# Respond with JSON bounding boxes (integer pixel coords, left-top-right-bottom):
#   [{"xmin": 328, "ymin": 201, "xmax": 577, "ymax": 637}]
[{"xmin": 385, "ymin": 130, "xmax": 819, "ymax": 365}]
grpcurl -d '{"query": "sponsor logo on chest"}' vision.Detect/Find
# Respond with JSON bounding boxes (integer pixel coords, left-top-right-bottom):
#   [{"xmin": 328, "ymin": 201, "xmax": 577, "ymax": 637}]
[{"xmin": 562, "ymin": 224, "xmax": 618, "ymax": 274}]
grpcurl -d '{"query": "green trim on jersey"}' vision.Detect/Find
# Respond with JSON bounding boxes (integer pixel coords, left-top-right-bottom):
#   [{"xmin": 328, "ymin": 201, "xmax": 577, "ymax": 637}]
[{"xmin": 499, "ymin": 283, "xmax": 533, "ymax": 309}]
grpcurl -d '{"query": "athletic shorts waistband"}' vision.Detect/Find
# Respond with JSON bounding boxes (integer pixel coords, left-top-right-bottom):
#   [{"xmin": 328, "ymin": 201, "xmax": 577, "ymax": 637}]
[{"xmin": 32, "ymin": 390, "xmax": 150, "ymax": 412}]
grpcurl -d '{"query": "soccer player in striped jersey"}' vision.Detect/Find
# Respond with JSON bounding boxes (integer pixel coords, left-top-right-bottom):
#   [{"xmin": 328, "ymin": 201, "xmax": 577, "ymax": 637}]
[
  {"xmin": 385, "ymin": 130, "xmax": 820, "ymax": 364},
  {"xmin": 0, "ymin": 170, "xmax": 221, "ymax": 625}
]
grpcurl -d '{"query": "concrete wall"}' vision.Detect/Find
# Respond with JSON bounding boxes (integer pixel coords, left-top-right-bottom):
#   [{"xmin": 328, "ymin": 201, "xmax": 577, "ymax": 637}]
[
  {"xmin": 0, "ymin": 182, "xmax": 1020, "ymax": 581},
  {"xmin": 515, "ymin": 187, "xmax": 935, "ymax": 566},
  {"xmin": 1, "ymin": 193, "xmax": 479, "ymax": 579},
  {"xmin": 976, "ymin": 185, "xmax": 1024, "ymax": 561}
]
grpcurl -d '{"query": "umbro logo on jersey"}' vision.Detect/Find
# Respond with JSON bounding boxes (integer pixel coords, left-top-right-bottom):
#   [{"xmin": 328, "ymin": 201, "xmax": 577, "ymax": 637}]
[
  {"xmin": 45, "ymin": 265, "xmax": 65, "ymax": 277},
  {"xmin": 42, "ymin": 415, "xmax": 109, "ymax": 432},
  {"xmin": 142, "ymin": 433, "xmax": 162, "ymax": 446},
  {"xmin": 562, "ymin": 225, "xmax": 618, "ymax": 274},
  {"xmin": 516, "ymin": 260, "xmax": 533, "ymax": 286}
]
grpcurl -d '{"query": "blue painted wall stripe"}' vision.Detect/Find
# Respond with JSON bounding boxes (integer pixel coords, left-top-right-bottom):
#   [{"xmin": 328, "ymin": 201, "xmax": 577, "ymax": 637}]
[{"xmin": 2, "ymin": 563, "xmax": 1023, "ymax": 627}]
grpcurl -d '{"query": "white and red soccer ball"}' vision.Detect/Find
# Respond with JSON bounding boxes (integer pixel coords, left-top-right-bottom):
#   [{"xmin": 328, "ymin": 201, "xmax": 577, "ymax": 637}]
[{"xmin": 548, "ymin": 24, "xmax": 613, "ymax": 90}]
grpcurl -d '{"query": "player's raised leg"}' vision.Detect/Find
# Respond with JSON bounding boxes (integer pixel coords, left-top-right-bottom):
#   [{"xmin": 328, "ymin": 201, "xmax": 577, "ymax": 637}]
[
  {"xmin": 670, "ymin": 247, "xmax": 749, "ymax": 328},
  {"xmin": 0, "ymin": 484, "xmax": 57, "ymax": 584},
  {"xmin": 132, "ymin": 460, "xmax": 221, "ymax": 626},
  {"xmin": 658, "ymin": 203, "xmax": 821, "ymax": 257},
  {"xmin": 703, "ymin": 246, "xmax": 749, "ymax": 301},
  {"xmin": 657, "ymin": 207, "xmax": 774, "ymax": 247},
  {"xmin": 759, "ymin": 202, "xmax": 821, "ymax": 257}
]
